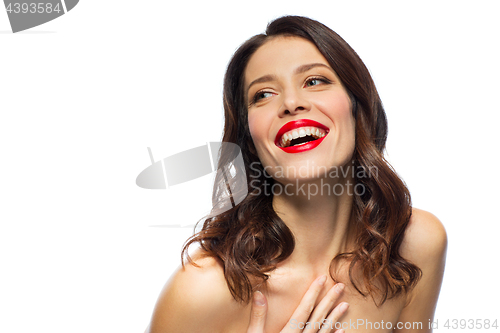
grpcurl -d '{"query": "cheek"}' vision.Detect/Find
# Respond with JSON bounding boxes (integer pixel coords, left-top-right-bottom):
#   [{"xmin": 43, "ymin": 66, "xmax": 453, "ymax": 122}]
[
  {"xmin": 334, "ymin": 95, "xmax": 356, "ymax": 145},
  {"xmin": 336, "ymin": 97, "xmax": 356, "ymax": 137},
  {"xmin": 318, "ymin": 92, "xmax": 356, "ymax": 151},
  {"xmin": 338, "ymin": 98, "xmax": 356, "ymax": 159},
  {"xmin": 317, "ymin": 92, "xmax": 355, "ymax": 131},
  {"xmin": 247, "ymin": 112, "xmax": 267, "ymax": 148},
  {"xmin": 248, "ymin": 106, "xmax": 277, "ymax": 141},
  {"xmin": 322, "ymin": 91, "xmax": 352, "ymax": 119},
  {"xmin": 247, "ymin": 114, "xmax": 258, "ymax": 143}
]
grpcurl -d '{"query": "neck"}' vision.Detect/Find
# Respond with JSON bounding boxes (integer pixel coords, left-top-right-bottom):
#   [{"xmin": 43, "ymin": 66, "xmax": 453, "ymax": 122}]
[{"xmin": 271, "ymin": 174, "xmax": 355, "ymax": 273}]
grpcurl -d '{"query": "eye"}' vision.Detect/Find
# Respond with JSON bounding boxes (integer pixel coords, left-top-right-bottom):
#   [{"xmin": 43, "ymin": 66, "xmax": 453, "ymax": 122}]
[
  {"xmin": 250, "ymin": 90, "xmax": 274, "ymax": 105},
  {"xmin": 305, "ymin": 77, "xmax": 331, "ymax": 87}
]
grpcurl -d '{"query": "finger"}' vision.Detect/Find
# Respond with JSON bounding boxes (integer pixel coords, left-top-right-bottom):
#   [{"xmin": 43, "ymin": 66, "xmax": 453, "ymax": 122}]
[
  {"xmin": 318, "ymin": 302, "xmax": 349, "ymax": 333},
  {"xmin": 284, "ymin": 275, "xmax": 327, "ymax": 330},
  {"xmin": 247, "ymin": 291, "xmax": 268, "ymax": 333},
  {"xmin": 303, "ymin": 283, "xmax": 345, "ymax": 332}
]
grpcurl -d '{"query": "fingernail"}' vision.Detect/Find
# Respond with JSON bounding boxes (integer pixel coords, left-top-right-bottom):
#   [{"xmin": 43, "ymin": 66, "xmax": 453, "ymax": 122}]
[
  {"xmin": 335, "ymin": 283, "xmax": 345, "ymax": 294},
  {"xmin": 318, "ymin": 275, "xmax": 327, "ymax": 285},
  {"xmin": 339, "ymin": 302, "xmax": 349, "ymax": 313},
  {"xmin": 254, "ymin": 291, "xmax": 266, "ymax": 306}
]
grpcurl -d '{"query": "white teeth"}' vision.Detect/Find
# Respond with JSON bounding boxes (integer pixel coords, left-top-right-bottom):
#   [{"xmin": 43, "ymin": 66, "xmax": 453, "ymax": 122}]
[{"xmin": 279, "ymin": 126, "xmax": 328, "ymax": 148}]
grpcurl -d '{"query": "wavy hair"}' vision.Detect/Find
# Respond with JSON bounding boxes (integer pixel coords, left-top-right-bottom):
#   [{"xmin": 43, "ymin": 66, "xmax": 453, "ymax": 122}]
[{"xmin": 182, "ymin": 15, "xmax": 421, "ymax": 305}]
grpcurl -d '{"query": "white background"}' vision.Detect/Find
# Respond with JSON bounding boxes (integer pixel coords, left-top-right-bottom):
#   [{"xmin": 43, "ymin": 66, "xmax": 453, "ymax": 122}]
[{"xmin": 1, "ymin": 1, "xmax": 499, "ymax": 332}]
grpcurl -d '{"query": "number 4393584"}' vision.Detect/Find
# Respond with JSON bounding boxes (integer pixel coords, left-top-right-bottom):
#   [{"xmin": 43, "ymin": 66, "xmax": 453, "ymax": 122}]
[
  {"xmin": 6, "ymin": 3, "xmax": 62, "ymax": 14},
  {"xmin": 444, "ymin": 319, "xmax": 498, "ymax": 329}
]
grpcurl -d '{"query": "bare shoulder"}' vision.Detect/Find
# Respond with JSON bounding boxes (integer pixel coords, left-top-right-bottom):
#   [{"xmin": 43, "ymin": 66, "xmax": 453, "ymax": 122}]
[
  {"xmin": 399, "ymin": 207, "xmax": 448, "ymax": 264},
  {"xmin": 147, "ymin": 249, "xmax": 248, "ymax": 333},
  {"xmin": 395, "ymin": 208, "xmax": 448, "ymax": 331}
]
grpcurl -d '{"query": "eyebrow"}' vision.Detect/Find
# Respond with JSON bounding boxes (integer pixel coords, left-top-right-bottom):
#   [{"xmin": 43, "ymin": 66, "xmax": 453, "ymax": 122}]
[{"xmin": 246, "ymin": 63, "xmax": 334, "ymax": 93}]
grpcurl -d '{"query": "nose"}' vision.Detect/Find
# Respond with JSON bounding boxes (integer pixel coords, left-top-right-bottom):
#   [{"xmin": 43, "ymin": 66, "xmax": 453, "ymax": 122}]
[{"xmin": 278, "ymin": 87, "xmax": 311, "ymax": 117}]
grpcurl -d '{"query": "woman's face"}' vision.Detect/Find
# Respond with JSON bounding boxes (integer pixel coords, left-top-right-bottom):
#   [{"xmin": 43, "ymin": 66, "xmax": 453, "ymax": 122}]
[{"xmin": 244, "ymin": 36, "xmax": 355, "ymax": 183}]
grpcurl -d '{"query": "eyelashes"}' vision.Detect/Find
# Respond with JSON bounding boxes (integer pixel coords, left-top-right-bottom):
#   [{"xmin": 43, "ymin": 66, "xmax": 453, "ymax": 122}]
[
  {"xmin": 248, "ymin": 76, "xmax": 332, "ymax": 106},
  {"xmin": 305, "ymin": 76, "xmax": 332, "ymax": 87},
  {"xmin": 249, "ymin": 91, "xmax": 273, "ymax": 106}
]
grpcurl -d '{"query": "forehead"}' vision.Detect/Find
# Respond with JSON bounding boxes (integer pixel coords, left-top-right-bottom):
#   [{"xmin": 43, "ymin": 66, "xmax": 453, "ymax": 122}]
[{"xmin": 244, "ymin": 36, "xmax": 330, "ymax": 87}]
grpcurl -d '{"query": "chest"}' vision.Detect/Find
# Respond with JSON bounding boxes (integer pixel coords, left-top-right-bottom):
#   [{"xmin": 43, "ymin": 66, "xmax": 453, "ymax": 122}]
[
  {"xmin": 222, "ymin": 272, "xmax": 408, "ymax": 333},
  {"xmin": 262, "ymin": 276, "xmax": 406, "ymax": 333}
]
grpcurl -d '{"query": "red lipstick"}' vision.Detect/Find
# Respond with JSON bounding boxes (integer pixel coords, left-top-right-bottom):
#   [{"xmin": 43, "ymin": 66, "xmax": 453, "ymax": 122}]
[{"xmin": 275, "ymin": 119, "xmax": 330, "ymax": 154}]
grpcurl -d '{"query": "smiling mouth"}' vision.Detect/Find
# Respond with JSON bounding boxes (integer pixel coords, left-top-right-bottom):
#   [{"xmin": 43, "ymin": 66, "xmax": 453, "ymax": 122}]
[
  {"xmin": 278, "ymin": 126, "xmax": 327, "ymax": 148},
  {"xmin": 274, "ymin": 119, "xmax": 330, "ymax": 151}
]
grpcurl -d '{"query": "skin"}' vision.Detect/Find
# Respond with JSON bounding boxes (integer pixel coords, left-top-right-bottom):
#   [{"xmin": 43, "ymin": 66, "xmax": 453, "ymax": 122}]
[{"xmin": 145, "ymin": 36, "xmax": 447, "ymax": 333}]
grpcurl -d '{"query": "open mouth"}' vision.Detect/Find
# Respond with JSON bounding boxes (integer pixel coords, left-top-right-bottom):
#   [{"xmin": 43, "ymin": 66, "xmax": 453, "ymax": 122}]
[
  {"xmin": 278, "ymin": 126, "xmax": 327, "ymax": 148},
  {"xmin": 275, "ymin": 119, "xmax": 330, "ymax": 151}
]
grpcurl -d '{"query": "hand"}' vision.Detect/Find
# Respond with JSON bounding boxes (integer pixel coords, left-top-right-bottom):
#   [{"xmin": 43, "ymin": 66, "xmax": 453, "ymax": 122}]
[{"xmin": 247, "ymin": 275, "xmax": 349, "ymax": 333}]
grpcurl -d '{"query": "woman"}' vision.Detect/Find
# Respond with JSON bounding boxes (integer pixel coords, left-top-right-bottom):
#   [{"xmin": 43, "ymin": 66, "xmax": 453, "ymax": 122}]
[{"xmin": 146, "ymin": 16, "xmax": 447, "ymax": 333}]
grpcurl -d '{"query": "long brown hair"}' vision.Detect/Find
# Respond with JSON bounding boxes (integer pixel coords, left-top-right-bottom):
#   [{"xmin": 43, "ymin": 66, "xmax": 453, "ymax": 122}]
[{"xmin": 182, "ymin": 15, "xmax": 421, "ymax": 305}]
